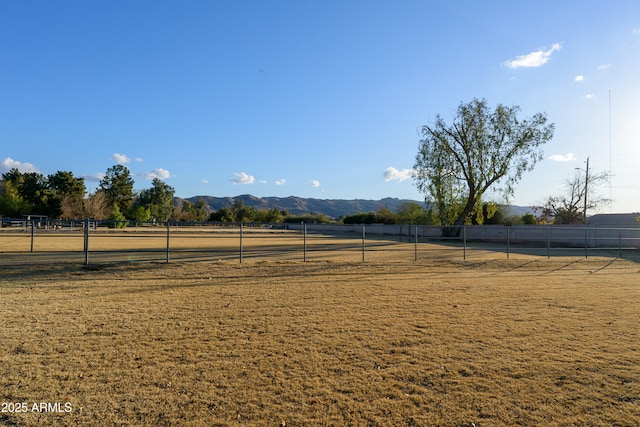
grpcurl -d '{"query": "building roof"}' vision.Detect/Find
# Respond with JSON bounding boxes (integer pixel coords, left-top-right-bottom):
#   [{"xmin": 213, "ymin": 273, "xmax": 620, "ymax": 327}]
[{"xmin": 588, "ymin": 213, "xmax": 640, "ymax": 227}]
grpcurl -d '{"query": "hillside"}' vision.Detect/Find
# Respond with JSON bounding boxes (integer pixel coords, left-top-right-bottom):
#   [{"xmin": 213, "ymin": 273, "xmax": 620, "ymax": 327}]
[
  {"xmin": 178, "ymin": 195, "xmax": 426, "ymax": 218},
  {"xmin": 177, "ymin": 194, "xmax": 537, "ymax": 219}
]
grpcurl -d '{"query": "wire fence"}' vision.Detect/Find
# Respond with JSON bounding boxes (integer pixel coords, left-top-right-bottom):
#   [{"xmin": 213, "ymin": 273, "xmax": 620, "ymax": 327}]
[{"xmin": 0, "ymin": 220, "xmax": 639, "ymax": 266}]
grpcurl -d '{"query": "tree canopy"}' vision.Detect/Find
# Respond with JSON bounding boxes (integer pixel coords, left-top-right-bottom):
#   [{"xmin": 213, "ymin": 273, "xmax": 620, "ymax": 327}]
[
  {"xmin": 99, "ymin": 165, "xmax": 134, "ymax": 214},
  {"xmin": 137, "ymin": 178, "xmax": 175, "ymax": 222},
  {"xmin": 0, "ymin": 168, "xmax": 86, "ymax": 218},
  {"xmin": 414, "ymin": 99, "xmax": 554, "ymax": 227}
]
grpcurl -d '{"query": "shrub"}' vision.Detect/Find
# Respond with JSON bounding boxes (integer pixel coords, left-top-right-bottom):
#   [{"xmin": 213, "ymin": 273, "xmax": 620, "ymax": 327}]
[{"xmin": 107, "ymin": 204, "xmax": 128, "ymax": 229}]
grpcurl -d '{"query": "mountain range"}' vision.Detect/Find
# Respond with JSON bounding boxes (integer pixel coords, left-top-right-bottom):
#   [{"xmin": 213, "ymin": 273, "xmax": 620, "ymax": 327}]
[
  {"xmin": 179, "ymin": 195, "xmax": 422, "ymax": 218},
  {"xmin": 179, "ymin": 194, "xmax": 535, "ymax": 219}
]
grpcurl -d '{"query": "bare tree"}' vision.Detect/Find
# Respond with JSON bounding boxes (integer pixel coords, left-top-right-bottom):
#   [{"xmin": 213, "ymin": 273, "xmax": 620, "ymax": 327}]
[
  {"xmin": 60, "ymin": 194, "xmax": 85, "ymax": 219},
  {"xmin": 538, "ymin": 165, "xmax": 611, "ymax": 224},
  {"xmin": 83, "ymin": 191, "xmax": 110, "ymax": 220}
]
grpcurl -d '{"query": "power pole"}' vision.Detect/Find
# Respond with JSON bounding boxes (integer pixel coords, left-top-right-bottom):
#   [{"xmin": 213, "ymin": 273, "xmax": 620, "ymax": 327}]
[{"xmin": 583, "ymin": 157, "xmax": 589, "ymax": 223}]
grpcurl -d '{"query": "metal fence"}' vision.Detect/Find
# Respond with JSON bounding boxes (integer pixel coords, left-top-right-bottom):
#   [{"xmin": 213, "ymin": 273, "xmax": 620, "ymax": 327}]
[{"xmin": 0, "ymin": 220, "xmax": 639, "ymax": 266}]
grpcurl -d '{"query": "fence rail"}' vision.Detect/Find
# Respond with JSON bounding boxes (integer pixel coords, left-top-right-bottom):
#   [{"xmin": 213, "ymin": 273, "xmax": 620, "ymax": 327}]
[{"xmin": 0, "ymin": 220, "xmax": 638, "ymax": 266}]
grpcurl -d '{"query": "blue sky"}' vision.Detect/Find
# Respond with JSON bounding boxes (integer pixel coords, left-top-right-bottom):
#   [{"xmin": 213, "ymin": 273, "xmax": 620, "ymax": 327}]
[{"xmin": 1, "ymin": 1, "xmax": 639, "ymax": 213}]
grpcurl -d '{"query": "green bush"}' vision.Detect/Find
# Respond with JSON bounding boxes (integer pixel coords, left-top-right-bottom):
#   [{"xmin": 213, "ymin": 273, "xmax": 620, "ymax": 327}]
[{"xmin": 108, "ymin": 204, "xmax": 128, "ymax": 229}]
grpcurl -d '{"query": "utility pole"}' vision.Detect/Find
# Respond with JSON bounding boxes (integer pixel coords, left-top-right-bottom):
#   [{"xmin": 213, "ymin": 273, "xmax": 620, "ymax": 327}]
[{"xmin": 583, "ymin": 157, "xmax": 589, "ymax": 223}]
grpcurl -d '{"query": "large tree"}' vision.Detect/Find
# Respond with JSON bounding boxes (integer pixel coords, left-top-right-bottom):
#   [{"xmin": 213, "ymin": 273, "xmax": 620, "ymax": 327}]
[
  {"xmin": 48, "ymin": 171, "xmax": 85, "ymax": 200},
  {"xmin": 48, "ymin": 171, "xmax": 86, "ymax": 218},
  {"xmin": 82, "ymin": 190, "xmax": 110, "ymax": 220},
  {"xmin": 137, "ymin": 178, "xmax": 175, "ymax": 222},
  {"xmin": 0, "ymin": 169, "xmax": 56, "ymax": 216},
  {"xmin": 0, "ymin": 176, "xmax": 32, "ymax": 217},
  {"xmin": 98, "ymin": 165, "xmax": 134, "ymax": 215},
  {"xmin": 414, "ymin": 99, "xmax": 554, "ymax": 227}
]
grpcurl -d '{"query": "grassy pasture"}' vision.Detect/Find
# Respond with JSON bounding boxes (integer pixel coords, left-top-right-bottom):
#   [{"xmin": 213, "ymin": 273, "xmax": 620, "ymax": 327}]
[
  {"xmin": 1, "ymin": 226, "xmax": 629, "ymax": 264},
  {"xmin": 0, "ymin": 227, "xmax": 469, "ymax": 264},
  {"xmin": 0, "ymin": 231, "xmax": 639, "ymax": 426}
]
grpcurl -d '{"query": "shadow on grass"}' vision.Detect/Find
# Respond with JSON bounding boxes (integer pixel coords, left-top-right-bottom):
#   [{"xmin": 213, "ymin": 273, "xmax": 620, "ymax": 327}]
[
  {"xmin": 417, "ymin": 237, "xmax": 640, "ymax": 264},
  {"xmin": 0, "ymin": 237, "xmax": 637, "ymax": 287}
]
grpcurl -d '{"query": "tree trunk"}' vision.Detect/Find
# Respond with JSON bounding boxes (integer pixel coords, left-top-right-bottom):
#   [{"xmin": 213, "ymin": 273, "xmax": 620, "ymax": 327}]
[{"xmin": 442, "ymin": 193, "xmax": 477, "ymax": 238}]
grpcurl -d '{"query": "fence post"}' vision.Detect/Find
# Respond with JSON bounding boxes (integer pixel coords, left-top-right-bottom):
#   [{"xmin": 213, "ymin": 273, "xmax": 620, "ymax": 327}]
[
  {"xmin": 506, "ymin": 227, "xmax": 510, "ymax": 259},
  {"xmin": 362, "ymin": 224, "xmax": 366, "ymax": 262},
  {"xmin": 547, "ymin": 226, "xmax": 551, "ymax": 259},
  {"xmin": 463, "ymin": 226, "xmax": 467, "ymax": 261},
  {"xmin": 303, "ymin": 224, "xmax": 307, "ymax": 262},
  {"xmin": 240, "ymin": 223, "xmax": 243, "ymax": 264},
  {"xmin": 619, "ymin": 229, "xmax": 622, "ymax": 258},
  {"xmin": 584, "ymin": 228, "xmax": 588, "ymax": 258},
  {"xmin": 30, "ymin": 220, "xmax": 35, "ymax": 253},
  {"xmin": 414, "ymin": 225, "xmax": 418, "ymax": 262},
  {"xmin": 166, "ymin": 222, "xmax": 170, "ymax": 263},
  {"xmin": 84, "ymin": 218, "xmax": 89, "ymax": 266}
]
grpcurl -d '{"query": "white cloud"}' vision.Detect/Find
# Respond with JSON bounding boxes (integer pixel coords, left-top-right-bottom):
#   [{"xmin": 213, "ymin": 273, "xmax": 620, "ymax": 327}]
[
  {"xmin": 581, "ymin": 93, "xmax": 596, "ymax": 100},
  {"xmin": 201, "ymin": 179, "xmax": 209, "ymax": 184},
  {"xmin": 310, "ymin": 180, "xmax": 320, "ymax": 188},
  {"xmin": 633, "ymin": 28, "xmax": 640, "ymax": 34},
  {"xmin": 135, "ymin": 157, "xmax": 144, "ymax": 163},
  {"xmin": 85, "ymin": 172, "xmax": 105, "ymax": 182},
  {"xmin": 258, "ymin": 180, "xmax": 267, "ymax": 184},
  {"xmin": 548, "ymin": 153, "xmax": 576, "ymax": 162},
  {"xmin": 503, "ymin": 43, "xmax": 562, "ymax": 69},
  {"xmin": 112, "ymin": 153, "xmax": 130, "ymax": 164},
  {"xmin": 574, "ymin": 75, "xmax": 584, "ymax": 82},
  {"xmin": 231, "ymin": 172, "xmax": 255, "ymax": 185},
  {"xmin": 275, "ymin": 179, "xmax": 286, "ymax": 186},
  {"xmin": 597, "ymin": 64, "xmax": 612, "ymax": 71},
  {"xmin": 1, "ymin": 157, "xmax": 39, "ymax": 173},
  {"xmin": 145, "ymin": 168, "xmax": 171, "ymax": 180},
  {"xmin": 383, "ymin": 167, "xmax": 414, "ymax": 182}
]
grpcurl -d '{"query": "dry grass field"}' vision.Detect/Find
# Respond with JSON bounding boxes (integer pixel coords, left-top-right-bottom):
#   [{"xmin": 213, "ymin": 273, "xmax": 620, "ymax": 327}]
[
  {"xmin": 1, "ymin": 230, "xmax": 639, "ymax": 426},
  {"xmin": 0, "ymin": 227, "xmax": 473, "ymax": 264}
]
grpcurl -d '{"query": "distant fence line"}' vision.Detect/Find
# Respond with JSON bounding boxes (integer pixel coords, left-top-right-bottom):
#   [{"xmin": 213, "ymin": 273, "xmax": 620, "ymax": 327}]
[
  {"xmin": 1, "ymin": 219, "xmax": 639, "ymax": 266},
  {"xmin": 288, "ymin": 222, "xmax": 640, "ymax": 249}
]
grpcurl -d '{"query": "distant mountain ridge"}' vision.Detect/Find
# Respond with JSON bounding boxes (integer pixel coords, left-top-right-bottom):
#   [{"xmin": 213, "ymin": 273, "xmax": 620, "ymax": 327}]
[
  {"xmin": 178, "ymin": 194, "xmax": 536, "ymax": 219},
  {"xmin": 178, "ymin": 195, "xmax": 426, "ymax": 218}
]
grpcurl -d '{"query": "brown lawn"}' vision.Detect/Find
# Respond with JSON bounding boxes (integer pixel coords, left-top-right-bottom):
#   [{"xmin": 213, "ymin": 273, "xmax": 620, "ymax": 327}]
[{"xmin": 0, "ymin": 231, "xmax": 639, "ymax": 426}]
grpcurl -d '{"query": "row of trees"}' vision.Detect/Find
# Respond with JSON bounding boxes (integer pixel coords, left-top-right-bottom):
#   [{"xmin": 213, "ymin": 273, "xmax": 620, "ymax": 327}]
[
  {"xmin": 0, "ymin": 169, "xmax": 86, "ymax": 219},
  {"xmin": 0, "ymin": 163, "xmax": 608, "ymax": 227},
  {"xmin": 340, "ymin": 203, "xmax": 538, "ymax": 226},
  {"xmin": 0, "ymin": 165, "xmax": 176, "ymax": 223},
  {"xmin": 0, "ymin": 165, "xmax": 334, "ymax": 225}
]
